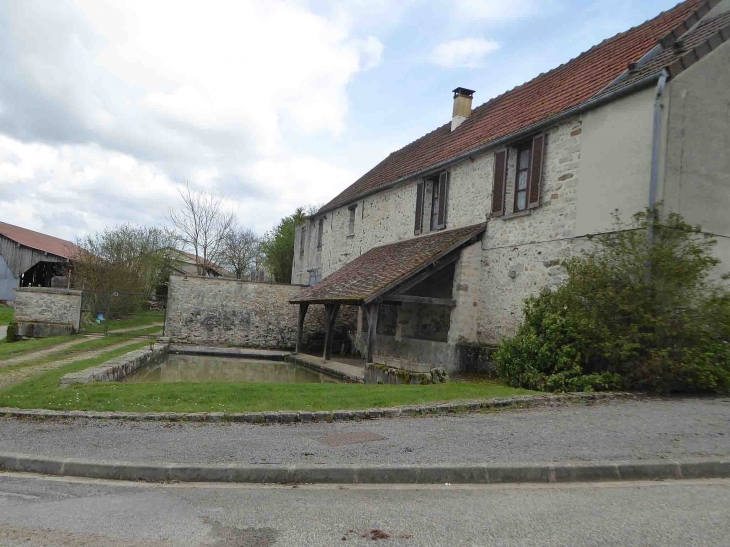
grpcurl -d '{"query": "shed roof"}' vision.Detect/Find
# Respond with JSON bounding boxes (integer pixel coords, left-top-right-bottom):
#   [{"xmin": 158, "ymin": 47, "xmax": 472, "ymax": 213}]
[
  {"xmin": 0, "ymin": 221, "xmax": 80, "ymax": 260},
  {"xmin": 319, "ymin": 0, "xmax": 711, "ymax": 214},
  {"xmin": 290, "ymin": 223, "xmax": 486, "ymax": 304}
]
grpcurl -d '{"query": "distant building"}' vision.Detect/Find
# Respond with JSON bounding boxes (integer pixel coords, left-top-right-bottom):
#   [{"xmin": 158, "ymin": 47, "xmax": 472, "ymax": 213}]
[
  {"xmin": 166, "ymin": 249, "xmax": 234, "ymax": 278},
  {"xmin": 0, "ymin": 222, "xmax": 81, "ymax": 302}
]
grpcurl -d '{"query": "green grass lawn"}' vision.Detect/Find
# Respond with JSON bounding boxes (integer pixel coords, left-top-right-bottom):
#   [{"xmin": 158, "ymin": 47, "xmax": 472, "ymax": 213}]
[
  {"xmin": 0, "ymin": 336, "xmax": 75, "ymax": 359},
  {"xmin": 82, "ymin": 309, "xmax": 164, "ymax": 333},
  {"xmin": 0, "ymin": 326, "xmax": 161, "ymax": 363},
  {"xmin": 0, "ymin": 328, "xmax": 162, "ymax": 376},
  {"xmin": 0, "ymin": 344, "xmax": 538, "ymax": 413},
  {"xmin": 0, "ymin": 307, "xmax": 13, "ymax": 325}
]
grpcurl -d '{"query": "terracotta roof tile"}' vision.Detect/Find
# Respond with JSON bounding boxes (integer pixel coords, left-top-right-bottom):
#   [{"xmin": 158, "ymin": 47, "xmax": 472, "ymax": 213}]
[
  {"xmin": 291, "ymin": 223, "xmax": 486, "ymax": 303},
  {"xmin": 0, "ymin": 221, "xmax": 80, "ymax": 260},
  {"xmin": 600, "ymin": 9, "xmax": 730, "ymax": 95},
  {"xmin": 321, "ymin": 0, "xmax": 708, "ymax": 213}
]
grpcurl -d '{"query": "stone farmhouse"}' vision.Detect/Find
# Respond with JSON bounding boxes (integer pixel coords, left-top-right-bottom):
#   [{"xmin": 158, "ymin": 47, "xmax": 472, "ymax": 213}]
[{"xmin": 290, "ymin": 0, "xmax": 730, "ymax": 374}]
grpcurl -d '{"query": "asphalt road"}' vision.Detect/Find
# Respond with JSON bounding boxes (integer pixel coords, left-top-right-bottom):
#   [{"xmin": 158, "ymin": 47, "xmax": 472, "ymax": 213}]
[
  {"xmin": 1, "ymin": 398, "xmax": 729, "ymax": 465},
  {"xmin": 0, "ymin": 473, "xmax": 728, "ymax": 546}
]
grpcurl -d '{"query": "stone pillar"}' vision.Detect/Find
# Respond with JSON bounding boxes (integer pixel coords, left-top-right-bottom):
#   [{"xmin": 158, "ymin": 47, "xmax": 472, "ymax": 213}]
[{"xmin": 448, "ymin": 242, "xmax": 481, "ymax": 345}]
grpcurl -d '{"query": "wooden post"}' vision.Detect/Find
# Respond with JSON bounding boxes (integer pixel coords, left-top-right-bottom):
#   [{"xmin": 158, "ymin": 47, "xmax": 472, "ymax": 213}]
[
  {"xmin": 365, "ymin": 301, "xmax": 379, "ymax": 364},
  {"xmin": 295, "ymin": 303, "xmax": 309, "ymax": 353},
  {"xmin": 323, "ymin": 303, "xmax": 340, "ymax": 361}
]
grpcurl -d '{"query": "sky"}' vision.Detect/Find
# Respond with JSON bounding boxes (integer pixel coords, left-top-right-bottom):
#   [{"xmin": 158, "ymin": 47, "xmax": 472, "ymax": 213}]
[{"xmin": 0, "ymin": 0, "xmax": 685, "ymax": 241}]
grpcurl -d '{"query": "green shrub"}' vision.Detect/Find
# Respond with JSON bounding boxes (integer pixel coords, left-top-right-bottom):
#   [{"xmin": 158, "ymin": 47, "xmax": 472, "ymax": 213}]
[
  {"xmin": 494, "ymin": 208, "xmax": 730, "ymax": 394},
  {"xmin": 6, "ymin": 323, "xmax": 17, "ymax": 343}
]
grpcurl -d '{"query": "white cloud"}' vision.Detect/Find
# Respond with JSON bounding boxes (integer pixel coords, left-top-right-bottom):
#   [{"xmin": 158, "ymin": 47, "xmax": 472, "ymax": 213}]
[
  {"xmin": 0, "ymin": 0, "xmax": 379, "ymax": 237},
  {"xmin": 355, "ymin": 36, "xmax": 386, "ymax": 70},
  {"xmin": 430, "ymin": 38, "xmax": 500, "ymax": 68}
]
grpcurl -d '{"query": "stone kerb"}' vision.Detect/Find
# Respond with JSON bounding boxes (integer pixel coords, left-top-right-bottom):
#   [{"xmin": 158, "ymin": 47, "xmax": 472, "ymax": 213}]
[{"xmin": 60, "ymin": 341, "xmax": 170, "ymax": 386}]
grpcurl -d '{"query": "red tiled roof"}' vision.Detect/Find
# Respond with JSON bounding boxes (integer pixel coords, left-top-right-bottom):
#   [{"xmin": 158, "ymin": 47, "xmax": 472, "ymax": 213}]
[
  {"xmin": 321, "ymin": 0, "xmax": 709, "ymax": 213},
  {"xmin": 175, "ymin": 250, "xmax": 233, "ymax": 277},
  {"xmin": 0, "ymin": 221, "xmax": 80, "ymax": 260},
  {"xmin": 291, "ymin": 223, "xmax": 486, "ymax": 303},
  {"xmin": 600, "ymin": 10, "xmax": 730, "ymax": 96}
]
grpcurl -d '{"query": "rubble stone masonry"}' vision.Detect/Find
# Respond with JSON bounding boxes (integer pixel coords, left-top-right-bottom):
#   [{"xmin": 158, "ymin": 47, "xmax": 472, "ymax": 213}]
[
  {"xmin": 293, "ymin": 116, "xmax": 585, "ymax": 345},
  {"xmin": 166, "ymin": 276, "xmax": 358, "ymax": 349}
]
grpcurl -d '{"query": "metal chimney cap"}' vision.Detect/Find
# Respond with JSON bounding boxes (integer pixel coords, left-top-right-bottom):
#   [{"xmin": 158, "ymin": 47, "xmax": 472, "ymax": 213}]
[{"xmin": 452, "ymin": 87, "xmax": 476, "ymax": 98}]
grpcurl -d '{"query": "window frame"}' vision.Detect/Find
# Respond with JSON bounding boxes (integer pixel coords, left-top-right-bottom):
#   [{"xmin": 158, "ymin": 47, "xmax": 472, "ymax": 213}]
[
  {"xmin": 299, "ymin": 226, "xmax": 306, "ymax": 257},
  {"xmin": 513, "ymin": 142, "xmax": 532, "ymax": 213},
  {"xmin": 317, "ymin": 217, "xmax": 324, "ymax": 249},
  {"xmin": 430, "ymin": 177, "xmax": 441, "ymax": 231},
  {"xmin": 347, "ymin": 205, "xmax": 357, "ymax": 236}
]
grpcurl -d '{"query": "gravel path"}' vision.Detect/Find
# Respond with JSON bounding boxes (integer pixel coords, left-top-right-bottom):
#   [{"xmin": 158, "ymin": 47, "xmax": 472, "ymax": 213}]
[
  {"xmin": 0, "ymin": 338, "xmax": 93, "ymax": 368},
  {"xmin": 1, "ymin": 398, "xmax": 728, "ymax": 465},
  {"xmin": 0, "ymin": 338, "xmax": 148, "ymax": 390},
  {"xmin": 107, "ymin": 323, "xmax": 163, "ymax": 334}
]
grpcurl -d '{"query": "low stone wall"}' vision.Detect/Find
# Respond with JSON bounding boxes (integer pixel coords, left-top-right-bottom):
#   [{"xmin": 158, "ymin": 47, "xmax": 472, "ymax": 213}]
[
  {"xmin": 165, "ymin": 276, "xmax": 355, "ymax": 350},
  {"xmin": 374, "ymin": 334, "xmax": 457, "ymax": 373},
  {"xmin": 13, "ymin": 287, "xmax": 82, "ymax": 338},
  {"xmin": 364, "ymin": 363, "xmax": 448, "ymax": 385},
  {"xmin": 60, "ymin": 341, "xmax": 169, "ymax": 386}
]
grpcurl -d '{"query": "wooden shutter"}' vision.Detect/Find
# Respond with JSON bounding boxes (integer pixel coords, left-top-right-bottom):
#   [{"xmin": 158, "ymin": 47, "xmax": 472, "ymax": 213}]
[
  {"xmin": 491, "ymin": 149, "xmax": 508, "ymax": 216},
  {"xmin": 528, "ymin": 133, "xmax": 546, "ymax": 209},
  {"xmin": 414, "ymin": 180, "xmax": 425, "ymax": 235},
  {"xmin": 436, "ymin": 171, "xmax": 449, "ymax": 229}
]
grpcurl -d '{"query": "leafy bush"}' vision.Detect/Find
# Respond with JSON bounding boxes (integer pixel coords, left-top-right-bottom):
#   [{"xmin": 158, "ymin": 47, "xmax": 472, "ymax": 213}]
[
  {"xmin": 494, "ymin": 209, "xmax": 730, "ymax": 394},
  {"xmin": 6, "ymin": 323, "xmax": 17, "ymax": 343}
]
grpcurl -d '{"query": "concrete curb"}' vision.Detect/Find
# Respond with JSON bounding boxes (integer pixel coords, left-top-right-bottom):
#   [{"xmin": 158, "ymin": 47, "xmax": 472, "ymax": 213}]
[
  {"xmin": 0, "ymin": 393, "xmax": 638, "ymax": 423},
  {"xmin": 1, "ymin": 452, "xmax": 728, "ymax": 484}
]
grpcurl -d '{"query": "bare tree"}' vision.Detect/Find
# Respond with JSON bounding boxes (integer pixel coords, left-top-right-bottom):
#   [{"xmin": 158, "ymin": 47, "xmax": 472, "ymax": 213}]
[
  {"xmin": 167, "ymin": 182, "xmax": 235, "ymax": 276},
  {"xmin": 221, "ymin": 225, "xmax": 261, "ymax": 280}
]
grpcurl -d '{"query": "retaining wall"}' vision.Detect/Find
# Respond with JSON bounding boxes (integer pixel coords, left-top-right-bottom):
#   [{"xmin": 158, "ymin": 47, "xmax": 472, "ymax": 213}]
[
  {"xmin": 60, "ymin": 341, "xmax": 169, "ymax": 385},
  {"xmin": 165, "ymin": 276, "xmax": 355, "ymax": 350},
  {"xmin": 12, "ymin": 287, "xmax": 82, "ymax": 337}
]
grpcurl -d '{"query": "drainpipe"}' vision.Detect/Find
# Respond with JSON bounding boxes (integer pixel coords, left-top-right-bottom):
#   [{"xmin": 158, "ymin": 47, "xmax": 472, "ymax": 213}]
[{"xmin": 648, "ymin": 69, "xmax": 669, "ymax": 244}]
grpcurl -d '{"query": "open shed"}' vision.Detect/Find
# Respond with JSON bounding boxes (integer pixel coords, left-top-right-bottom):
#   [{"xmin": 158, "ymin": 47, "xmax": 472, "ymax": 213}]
[
  {"xmin": 290, "ymin": 223, "xmax": 486, "ymax": 373},
  {"xmin": 0, "ymin": 222, "xmax": 80, "ymax": 302}
]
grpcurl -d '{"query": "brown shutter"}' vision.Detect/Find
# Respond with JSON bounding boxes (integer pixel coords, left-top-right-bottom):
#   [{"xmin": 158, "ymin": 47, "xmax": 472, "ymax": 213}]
[
  {"xmin": 414, "ymin": 180, "xmax": 425, "ymax": 235},
  {"xmin": 436, "ymin": 171, "xmax": 449, "ymax": 229},
  {"xmin": 491, "ymin": 149, "xmax": 507, "ymax": 216},
  {"xmin": 528, "ymin": 133, "xmax": 546, "ymax": 209}
]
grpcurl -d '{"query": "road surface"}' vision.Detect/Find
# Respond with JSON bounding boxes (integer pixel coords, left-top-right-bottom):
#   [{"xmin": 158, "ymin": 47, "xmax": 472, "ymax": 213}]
[{"xmin": 0, "ymin": 473, "xmax": 728, "ymax": 546}]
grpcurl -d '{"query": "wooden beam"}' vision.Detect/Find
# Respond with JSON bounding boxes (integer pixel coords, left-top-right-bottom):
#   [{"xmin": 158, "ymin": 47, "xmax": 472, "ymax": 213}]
[
  {"xmin": 365, "ymin": 302, "xmax": 379, "ymax": 364},
  {"xmin": 388, "ymin": 253, "xmax": 460, "ymax": 297},
  {"xmin": 323, "ymin": 303, "xmax": 340, "ymax": 361},
  {"xmin": 383, "ymin": 295, "xmax": 456, "ymax": 307},
  {"xmin": 295, "ymin": 303, "xmax": 309, "ymax": 353}
]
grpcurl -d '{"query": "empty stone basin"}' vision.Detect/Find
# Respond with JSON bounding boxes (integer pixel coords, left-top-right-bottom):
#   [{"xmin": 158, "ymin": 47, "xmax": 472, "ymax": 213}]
[{"xmin": 122, "ymin": 353, "xmax": 340, "ymax": 384}]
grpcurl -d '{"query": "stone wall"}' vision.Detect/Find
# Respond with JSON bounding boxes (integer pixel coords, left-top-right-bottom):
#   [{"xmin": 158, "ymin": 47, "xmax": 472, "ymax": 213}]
[
  {"xmin": 478, "ymin": 118, "xmax": 584, "ymax": 342},
  {"xmin": 13, "ymin": 287, "xmax": 82, "ymax": 334},
  {"xmin": 293, "ymin": 116, "xmax": 584, "ymax": 345},
  {"xmin": 60, "ymin": 341, "xmax": 169, "ymax": 385},
  {"xmin": 165, "ymin": 276, "xmax": 353, "ymax": 349}
]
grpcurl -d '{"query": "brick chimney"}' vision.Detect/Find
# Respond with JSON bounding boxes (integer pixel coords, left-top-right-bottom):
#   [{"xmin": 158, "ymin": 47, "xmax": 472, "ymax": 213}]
[{"xmin": 451, "ymin": 87, "xmax": 475, "ymax": 131}]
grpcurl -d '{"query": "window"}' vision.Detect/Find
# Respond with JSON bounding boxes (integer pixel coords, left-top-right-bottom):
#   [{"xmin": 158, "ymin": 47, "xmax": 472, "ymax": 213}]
[
  {"xmin": 414, "ymin": 181, "xmax": 425, "ymax": 235},
  {"xmin": 348, "ymin": 205, "xmax": 357, "ymax": 236},
  {"xmin": 416, "ymin": 172, "xmax": 448, "ymax": 234},
  {"xmin": 430, "ymin": 178, "xmax": 441, "ymax": 230},
  {"xmin": 317, "ymin": 218, "xmax": 324, "ymax": 249},
  {"xmin": 514, "ymin": 144, "xmax": 531, "ymax": 212},
  {"xmin": 491, "ymin": 133, "xmax": 546, "ymax": 217},
  {"xmin": 299, "ymin": 227, "xmax": 306, "ymax": 257}
]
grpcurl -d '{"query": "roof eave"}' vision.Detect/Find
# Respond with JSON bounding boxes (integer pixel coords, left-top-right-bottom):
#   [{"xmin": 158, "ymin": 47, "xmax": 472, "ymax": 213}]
[
  {"xmin": 363, "ymin": 224, "xmax": 486, "ymax": 305},
  {"xmin": 317, "ymin": 72, "xmax": 663, "ymax": 217}
]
